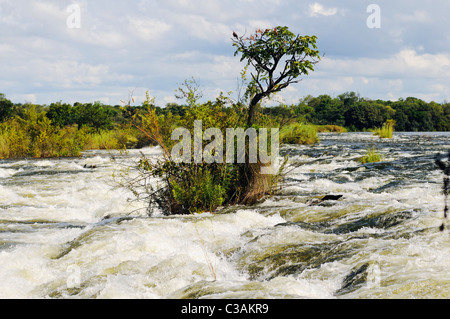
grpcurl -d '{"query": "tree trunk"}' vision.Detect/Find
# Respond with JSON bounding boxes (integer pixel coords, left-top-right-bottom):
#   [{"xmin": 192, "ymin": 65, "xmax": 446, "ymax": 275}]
[{"xmin": 247, "ymin": 93, "xmax": 264, "ymax": 127}]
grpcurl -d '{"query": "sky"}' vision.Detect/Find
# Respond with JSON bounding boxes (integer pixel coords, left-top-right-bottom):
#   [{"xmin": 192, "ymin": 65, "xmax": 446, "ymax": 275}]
[{"xmin": 1, "ymin": 0, "xmax": 449, "ymax": 106}]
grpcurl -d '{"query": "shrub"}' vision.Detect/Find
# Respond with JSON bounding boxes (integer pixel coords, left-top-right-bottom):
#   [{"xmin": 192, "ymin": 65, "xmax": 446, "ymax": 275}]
[
  {"xmin": 358, "ymin": 147, "xmax": 384, "ymax": 164},
  {"xmin": 0, "ymin": 107, "xmax": 87, "ymax": 159},
  {"xmin": 373, "ymin": 120, "xmax": 395, "ymax": 139},
  {"xmin": 280, "ymin": 122, "xmax": 319, "ymax": 145},
  {"xmin": 118, "ymin": 91, "xmax": 286, "ymax": 216},
  {"xmin": 316, "ymin": 125, "xmax": 347, "ymax": 133},
  {"xmin": 0, "ymin": 120, "xmax": 31, "ymax": 158}
]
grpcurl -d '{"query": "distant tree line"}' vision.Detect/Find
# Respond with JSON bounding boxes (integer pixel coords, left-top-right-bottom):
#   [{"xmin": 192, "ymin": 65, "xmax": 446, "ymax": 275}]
[
  {"xmin": 1, "ymin": 91, "xmax": 449, "ymax": 133},
  {"xmin": 262, "ymin": 92, "xmax": 450, "ymax": 132}
]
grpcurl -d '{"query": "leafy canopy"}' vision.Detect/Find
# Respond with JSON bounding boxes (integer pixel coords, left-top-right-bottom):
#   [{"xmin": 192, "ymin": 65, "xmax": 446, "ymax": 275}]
[
  {"xmin": 232, "ymin": 26, "xmax": 320, "ymax": 99},
  {"xmin": 232, "ymin": 26, "xmax": 320, "ymax": 126}
]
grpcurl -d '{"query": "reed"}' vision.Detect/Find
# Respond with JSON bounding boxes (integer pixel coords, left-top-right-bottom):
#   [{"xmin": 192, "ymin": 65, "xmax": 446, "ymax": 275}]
[
  {"xmin": 280, "ymin": 122, "xmax": 319, "ymax": 145},
  {"xmin": 359, "ymin": 146, "xmax": 384, "ymax": 164},
  {"xmin": 316, "ymin": 125, "xmax": 348, "ymax": 133},
  {"xmin": 85, "ymin": 130, "xmax": 121, "ymax": 150},
  {"xmin": 0, "ymin": 134, "xmax": 9, "ymax": 159},
  {"xmin": 373, "ymin": 120, "xmax": 395, "ymax": 139}
]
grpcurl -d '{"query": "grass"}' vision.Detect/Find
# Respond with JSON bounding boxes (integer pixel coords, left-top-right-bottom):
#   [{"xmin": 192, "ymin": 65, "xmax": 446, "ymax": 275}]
[
  {"xmin": 0, "ymin": 123, "xmax": 142, "ymax": 159},
  {"xmin": 0, "ymin": 134, "xmax": 9, "ymax": 159},
  {"xmin": 280, "ymin": 123, "xmax": 319, "ymax": 145},
  {"xmin": 279, "ymin": 123, "xmax": 348, "ymax": 145},
  {"xmin": 358, "ymin": 146, "xmax": 384, "ymax": 164},
  {"xmin": 373, "ymin": 120, "xmax": 395, "ymax": 139},
  {"xmin": 316, "ymin": 125, "xmax": 347, "ymax": 133},
  {"xmin": 84, "ymin": 130, "xmax": 125, "ymax": 150}
]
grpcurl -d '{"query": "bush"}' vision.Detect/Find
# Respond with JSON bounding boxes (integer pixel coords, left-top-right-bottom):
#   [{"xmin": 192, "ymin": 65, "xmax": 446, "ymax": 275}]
[
  {"xmin": 373, "ymin": 120, "xmax": 395, "ymax": 139},
  {"xmin": 119, "ymin": 91, "xmax": 286, "ymax": 216},
  {"xmin": 0, "ymin": 106, "xmax": 87, "ymax": 159},
  {"xmin": 358, "ymin": 147, "xmax": 384, "ymax": 164},
  {"xmin": 280, "ymin": 122, "xmax": 319, "ymax": 145},
  {"xmin": 316, "ymin": 125, "xmax": 347, "ymax": 133}
]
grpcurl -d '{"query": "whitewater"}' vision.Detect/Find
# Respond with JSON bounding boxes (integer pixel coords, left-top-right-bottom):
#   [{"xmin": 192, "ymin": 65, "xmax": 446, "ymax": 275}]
[{"xmin": 0, "ymin": 132, "xmax": 449, "ymax": 299}]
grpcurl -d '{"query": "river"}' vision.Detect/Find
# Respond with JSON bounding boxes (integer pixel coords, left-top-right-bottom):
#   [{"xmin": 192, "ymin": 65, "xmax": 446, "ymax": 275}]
[{"xmin": 0, "ymin": 132, "xmax": 449, "ymax": 299}]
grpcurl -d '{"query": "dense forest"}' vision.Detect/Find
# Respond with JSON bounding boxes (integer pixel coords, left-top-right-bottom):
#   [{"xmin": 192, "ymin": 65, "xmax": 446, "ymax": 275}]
[
  {"xmin": 263, "ymin": 92, "xmax": 450, "ymax": 132},
  {"xmin": 1, "ymin": 91, "xmax": 449, "ymax": 159}
]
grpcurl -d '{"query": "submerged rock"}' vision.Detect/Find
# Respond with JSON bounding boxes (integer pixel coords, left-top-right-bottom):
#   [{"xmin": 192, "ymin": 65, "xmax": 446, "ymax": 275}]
[
  {"xmin": 237, "ymin": 241, "xmax": 353, "ymax": 281},
  {"xmin": 307, "ymin": 194, "xmax": 344, "ymax": 206},
  {"xmin": 335, "ymin": 263, "xmax": 370, "ymax": 296},
  {"xmin": 327, "ymin": 210, "xmax": 414, "ymax": 235}
]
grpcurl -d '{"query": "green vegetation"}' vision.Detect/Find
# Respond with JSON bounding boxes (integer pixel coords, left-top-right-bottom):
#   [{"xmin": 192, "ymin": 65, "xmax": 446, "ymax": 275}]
[
  {"xmin": 123, "ymin": 79, "xmax": 287, "ymax": 216},
  {"xmin": 280, "ymin": 123, "xmax": 319, "ymax": 145},
  {"xmin": 232, "ymin": 26, "xmax": 320, "ymax": 126},
  {"xmin": 358, "ymin": 147, "xmax": 384, "ymax": 164},
  {"xmin": 373, "ymin": 119, "xmax": 396, "ymax": 139},
  {"xmin": 1, "ymin": 91, "xmax": 448, "ymax": 160},
  {"xmin": 305, "ymin": 93, "xmax": 449, "ymax": 132},
  {"xmin": 119, "ymin": 26, "xmax": 319, "ymax": 216},
  {"xmin": 0, "ymin": 100, "xmax": 146, "ymax": 159}
]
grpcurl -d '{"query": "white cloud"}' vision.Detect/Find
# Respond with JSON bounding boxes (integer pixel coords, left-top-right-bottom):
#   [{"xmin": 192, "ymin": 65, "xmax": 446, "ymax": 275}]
[
  {"xmin": 36, "ymin": 60, "xmax": 111, "ymax": 88},
  {"xmin": 175, "ymin": 14, "xmax": 231, "ymax": 43},
  {"xmin": 128, "ymin": 17, "xmax": 172, "ymax": 41},
  {"xmin": 317, "ymin": 49, "xmax": 450, "ymax": 80},
  {"xmin": 30, "ymin": 1, "xmax": 66, "ymax": 22},
  {"xmin": 396, "ymin": 9, "xmax": 432, "ymax": 23},
  {"xmin": 309, "ymin": 3, "xmax": 338, "ymax": 17},
  {"xmin": 1, "ymin": 0, "xmax": 449, "ymax": 105}
]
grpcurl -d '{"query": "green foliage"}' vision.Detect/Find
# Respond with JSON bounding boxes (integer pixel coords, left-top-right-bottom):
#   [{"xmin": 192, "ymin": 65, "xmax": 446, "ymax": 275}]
[
  {"xmin": 84, "ymin": 129, "xmax": 132, "ymax": 150},
  {"xmin": 170, "ymin": 165, "xmax": 226, "ymax": 213},
  {"xmin": 290, "ymin": 92, "xmax": 449, "ymax": 132},
  {"xmin": 46, "ymin": 102, "xmax": 75, "ymax": 127},
  {"xmin": 73, "ymin": 101, "xmax": 116, "ymax": 132},
  {"xmin": 343, "ymin": 101, "xmax": 385, "ymax": 130},
  {"xmin": 232, "ymin": 26, "xmax": 321, "ymax": 126},
  {"xmin": 358, "ymin": 147, "xmax": 384, "ymax": 164},
  {"xmin": 280, "ymin": 122, "xmax": 319, "ymax": 145},
  {"xmin": 121, "ymin": 79, "xmax": 284, "ymax": 215},
  {"xmin": 373, "ymin": 120, "xmax": 395, "ymax": 139},
  {"xmin": 1, "ymin": 90, "xmax": 448, "ymax": 160},
  {"xmin": 310, "ymin": 94, "xmax": 346, "ymax": 126},
  {"xmin": 0, "ymin": 106, "xmax": 86, "ymax": 159},
  {"xmin": 0, "ymin": 94, "xmax": 15, "ymax": 122},
  {"xmin": 233, "ymin": 27, "xmax": 320, "ymax": 81},
  {"xmin": 0, "ymin": 119, "xmax": 31, "ymax": 158},
  {"xmin": 316, "ymin": 125, "xmax": 347, "ymax": 133}
]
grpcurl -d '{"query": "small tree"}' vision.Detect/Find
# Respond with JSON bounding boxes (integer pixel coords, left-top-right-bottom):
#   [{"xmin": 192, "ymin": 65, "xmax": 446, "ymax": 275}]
[
  {"xmin": 120, "ymin": 26, "xmax": 319, "ymax": 216},
  {"xmin": 232, "ymin": 26, "xmax": 321, "ymax": 126}
]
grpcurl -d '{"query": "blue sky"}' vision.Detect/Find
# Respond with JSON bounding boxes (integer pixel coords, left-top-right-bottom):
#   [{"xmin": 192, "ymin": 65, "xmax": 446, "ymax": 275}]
[{"xmin": 1, "ymin": 0, "xmax": 449, "ymax": 106}]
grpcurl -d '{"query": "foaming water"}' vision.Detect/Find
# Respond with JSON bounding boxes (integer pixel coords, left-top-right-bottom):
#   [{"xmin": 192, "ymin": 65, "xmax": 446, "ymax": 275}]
[{"xmin": 0, "ymin": 134, "xmax": 449, "ymax": 299}]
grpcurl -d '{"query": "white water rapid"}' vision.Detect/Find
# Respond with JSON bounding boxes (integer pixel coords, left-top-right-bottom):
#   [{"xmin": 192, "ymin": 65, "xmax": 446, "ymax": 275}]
[{"xmin": 0, "ymin": 132, "xmax": 449, "ymax": 299}]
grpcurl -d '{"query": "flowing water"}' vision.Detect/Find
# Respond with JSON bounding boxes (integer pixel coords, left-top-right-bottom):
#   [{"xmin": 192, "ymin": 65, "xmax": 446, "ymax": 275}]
[{"xmin": 0, "ymin": 132, "xmax": 449, "ymax": 299}]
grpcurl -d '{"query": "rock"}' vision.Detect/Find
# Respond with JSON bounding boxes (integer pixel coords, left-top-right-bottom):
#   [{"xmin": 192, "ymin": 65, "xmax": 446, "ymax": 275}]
[
  {"xmin": 321, "ymin": 195, "xmax": 344, "ymax": 201},
  {"xmin": 307, "ymin": 194, "xmax": 344, "ymax": 206},
  {"xmin": 335, "ymin": 263, "xmax": 370, "ymax": 296}
]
